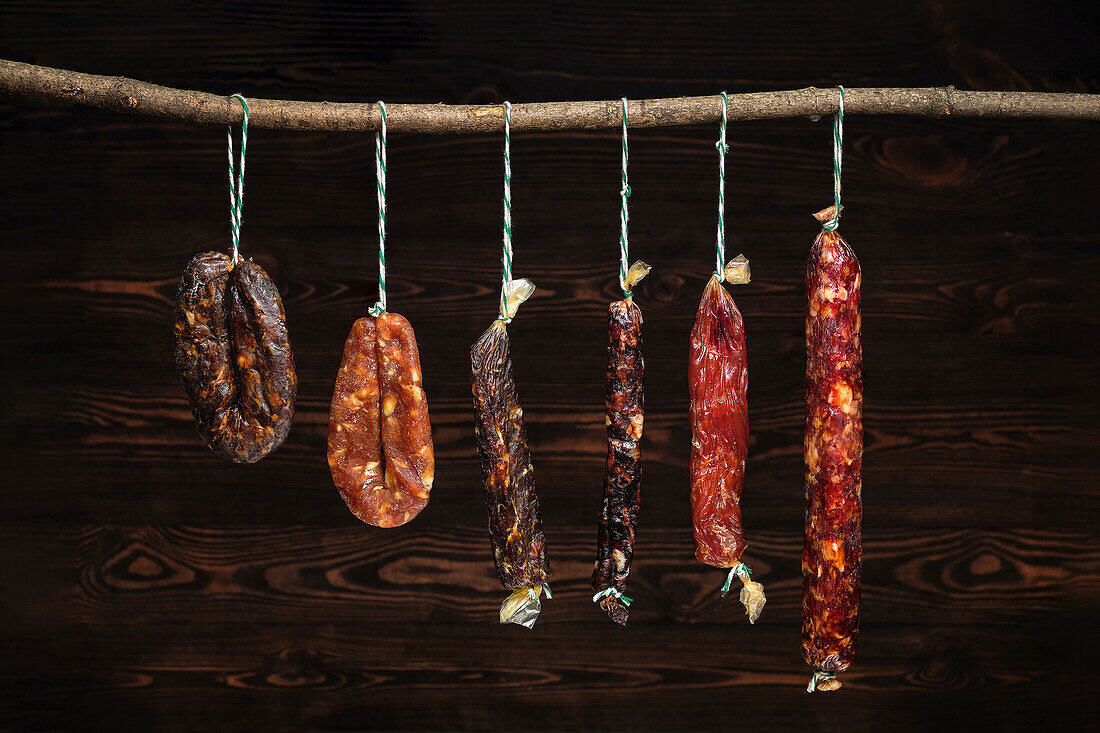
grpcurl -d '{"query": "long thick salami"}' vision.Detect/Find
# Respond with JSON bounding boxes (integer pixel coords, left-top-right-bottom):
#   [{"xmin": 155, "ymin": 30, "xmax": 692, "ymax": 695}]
[
  {"xmin": 688, "ymin": 256, "xmax": 765, "ymax": 622},
  {"xmin": 591, "ymin": 262, "xmax": 649, "ymax": 625},
  {"xmin": 174, "ymin": 252, "xmax": 297, "ymax": 463},
  {"xmin": 327, "ymin": 313, "xmax": 434, "ymax": 528},
  {"xmin": 470, "ymin": 280, "xmax": 551, "ymax": 627},
  {"xmin": 802, "ymin": 206, "xmax": 863, "ymax": 692}
]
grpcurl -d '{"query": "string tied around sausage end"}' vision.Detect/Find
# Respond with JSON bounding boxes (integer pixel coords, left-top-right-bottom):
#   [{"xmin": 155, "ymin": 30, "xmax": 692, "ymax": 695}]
[
  {"xmin": 495, "ymin": 278, "xmax": 535, "ymax": 325},
  {"xmin": 807, "ymin": 670, "xmax": 840, "ymax": 693},
  {"xmin": 499, "ymin": 583, "xmax": 552, "ymax": 629},
  {"xmin": 592, "ymin": 586, "xmax": 634, "ymax": 606},
  {"xmin": 721, "ymin": 562, "xmax": 766, "ymax": 624},
  {"xmin": 720, "ymin": 562, "xmax": 752, "ymax": 594}
]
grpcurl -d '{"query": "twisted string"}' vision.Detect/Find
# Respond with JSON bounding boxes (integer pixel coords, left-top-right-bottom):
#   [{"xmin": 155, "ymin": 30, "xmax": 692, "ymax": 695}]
[
  {"xmin": 369, "ymin": 101, "xmax": 388, "ymax": 316},
  {"xmin": 226, "ymin": 94, "xmax": 249, "ymax": 263},
  {"xmin": 715, "ymin": 91, "xmax": 729, "ymax": 280},
  {"xmin": 619, "ymin": 97, "xmax": 631, "ymax": 296},
  {"xmin": 593, "ymin": 586, "xmax": 634, "ymax": 606},
  {"xmin": 823, "ymin": 86, "xmax": 844, "ymax": 231},
  {"xmin": 807, "ymin": 670, "xmax": 837, "ymax": 693},
  {"xmin": 499, "ymin": 100, "xmax": 514, "ymax": 321},
  {"xmin": 721, "ymin": 562, "xmax": 752, "ymax": 594}
]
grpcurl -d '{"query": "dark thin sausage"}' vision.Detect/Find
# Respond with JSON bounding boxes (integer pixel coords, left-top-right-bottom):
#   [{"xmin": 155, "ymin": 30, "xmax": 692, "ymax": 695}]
[{"xmin": 591, "ymin": 295, "xmax": 644, "ymax": 625}]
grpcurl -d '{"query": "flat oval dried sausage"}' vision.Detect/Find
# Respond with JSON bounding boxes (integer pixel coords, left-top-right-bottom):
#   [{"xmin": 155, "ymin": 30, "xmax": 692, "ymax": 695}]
[
  {"xmin": 327, "ymin": 313, "xmax": 434, "ymax": 528},
  {"xmin": 174, "ymin": 252, "xmax": 296, "ymax": 463}
]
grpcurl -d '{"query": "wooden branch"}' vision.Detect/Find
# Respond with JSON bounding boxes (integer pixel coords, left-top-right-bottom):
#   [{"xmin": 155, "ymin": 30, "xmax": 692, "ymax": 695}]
[{"xmin": 2, "ymin": 58, "xmax": 1099, "ymax": 133}]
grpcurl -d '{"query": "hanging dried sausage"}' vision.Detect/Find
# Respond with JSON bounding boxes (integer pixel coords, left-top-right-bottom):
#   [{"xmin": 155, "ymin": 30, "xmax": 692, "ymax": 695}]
[
  {"xmin": 174, "ymin": 252, "xmax": 297, "ymax": 463},
  {"xmin": 591, "ymin": 263, "xmax": 649, "ymax": 625},
  {"xmin": 471, "ymin": 282, "xmax": 550, "ymax": 627},
  {"xmin": 688, "ymin": 256, "xmax": 765, "ymax": 622},
  {"xmin": 327, "ymin": 313, "xmax": 434, "ymax": 528},
  {"xmin": 802, "ymin": 207, "xmax": 863, "ymax": 692}
]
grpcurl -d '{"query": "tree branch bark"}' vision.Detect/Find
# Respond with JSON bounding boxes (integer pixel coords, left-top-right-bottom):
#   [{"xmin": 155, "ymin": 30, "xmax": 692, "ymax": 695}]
[{"xmin": 2, "ymin": 59, "xmax": 1098, "ymax": 133}]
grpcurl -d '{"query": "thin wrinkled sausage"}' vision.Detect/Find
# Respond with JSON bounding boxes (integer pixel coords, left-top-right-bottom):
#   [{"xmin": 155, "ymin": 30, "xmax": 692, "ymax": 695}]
[
  {"xmin": 591, "ymin": 263, "xmax": 649, "ymax": 625},
  {"xmin": 174, "ymin": 252, "xmax": 297, "ymax": 463},
  {"xmin": 327, "ymin": 313, "xmax": 434, "ymax": 528},
  {"xmin": 802, "ymin": 207, "xmax": 863, "ymax": 693},
  {"xmin": 471, "ymin": 305, "xmax": 550, "ymax": 627}
]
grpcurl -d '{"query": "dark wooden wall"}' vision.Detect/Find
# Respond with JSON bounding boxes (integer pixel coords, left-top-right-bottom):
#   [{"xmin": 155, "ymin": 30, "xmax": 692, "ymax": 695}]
[{"xmin": 1, "ymin": 2, "xmax": 1098, "ymax": 730}]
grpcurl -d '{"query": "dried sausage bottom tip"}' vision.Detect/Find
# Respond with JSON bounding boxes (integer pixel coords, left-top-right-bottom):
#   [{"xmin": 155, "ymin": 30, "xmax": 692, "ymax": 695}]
[
  {"xmin": 802, "ymin": 207, "xmax": 863, "ymax": 693},
  {"xmin": 688, "ymin": 256, "xmax": 765, "ymax": 624},
  {"xmin": 471, "ymin": 313, "xmax": 551, "ymax": 628},
  {"xmin": 327, "ymin": 313, "xmax": 434, "ymax": 528},
  {"xmin": 174, "ymin": 252, "xmax": 297, "ymax": 463},
  {"xmin": 591, "ymin": 261, "xmax": 649, "ymax": 625}
]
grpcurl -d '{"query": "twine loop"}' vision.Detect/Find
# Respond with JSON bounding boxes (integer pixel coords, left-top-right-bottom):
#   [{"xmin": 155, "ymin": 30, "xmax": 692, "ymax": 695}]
[
  {"xmin": 499, "ymin": 100, "xmax": 514, "ymax": 321},
  {"xmin": 714, "ymin": 91, "xmax": 728, "ymax": 280},
  {"xmin": 823, "ymin": 86, "xmax": 844, "ymax": 231},
  {"xmin": 618, "ymin": 97, "xmax": 631, "ymax": 296},
  {"xmin": 369, "ymin": 100, "xmax": 388, "ymax": 317},
  {"xmin": 227, "ymin": 94, "xmax": 250, "ymax": 263}
]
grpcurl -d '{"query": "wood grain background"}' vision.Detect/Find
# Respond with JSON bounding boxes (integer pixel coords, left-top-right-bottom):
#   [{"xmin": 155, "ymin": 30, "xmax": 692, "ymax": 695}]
[{"xmin": 1, "ymin": 1, "xmax": 1098, "ymax": 730}]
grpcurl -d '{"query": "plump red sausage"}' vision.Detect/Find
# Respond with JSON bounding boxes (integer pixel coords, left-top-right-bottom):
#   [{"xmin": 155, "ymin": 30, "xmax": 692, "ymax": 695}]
[
  {"xmin": 688, "ymin": 257, "xmax": 765, "ymax": 622},
  {"xmin": 689, "ymin": 275, "xmax": 749, "ymax": 567},
  {"xmin": 802, "ymin": 210, "xmax": 863, "ymax": 693}
]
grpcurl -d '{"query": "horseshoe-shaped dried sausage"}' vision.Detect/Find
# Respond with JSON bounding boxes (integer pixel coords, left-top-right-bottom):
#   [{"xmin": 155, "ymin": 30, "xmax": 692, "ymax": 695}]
[{"xmin": 173, "ymin": 252, "xmax": 297, "ymax": 463}]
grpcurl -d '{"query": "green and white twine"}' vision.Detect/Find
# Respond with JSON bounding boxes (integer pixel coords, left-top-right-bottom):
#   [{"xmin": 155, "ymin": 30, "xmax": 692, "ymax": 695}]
[
  {"xmin": 807, "ymin": 670, "xmax": 836, "ymax": 693},
  {"xmin": 618, "ymin": 97, "xmax": 632, "ymax": 296},
  {"xmin": 721, "ymin": 562, "xmax": 752, "ymax": 595},
  {"xmin": 499, "ymin": 100, "xmax": 514, "ymax": 322},
  {"xmin": 714, "ymin": 91, "xmax": 729, "ymax": 280},
  {"xmin": 823, "ymin": 86, "xmax": 844, "ymax": 231},
  {"xmin": 593, "ymin": 586, "xmax": 633, "ymax": 606},
  {"xmin": 369, "ymin": 101, "xmax": 389, "ymax": 317},
  {"xmin": 227, "ymin": 93, "xmax": 249, "ymax": 263}
]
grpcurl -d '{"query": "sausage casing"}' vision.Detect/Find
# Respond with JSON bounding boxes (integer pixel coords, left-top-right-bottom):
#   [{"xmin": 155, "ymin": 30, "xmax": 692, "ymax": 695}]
[
  {"xmin": 802, "ymin": 226, "xmax": 863, "ymax": 689},
  {"xmin": 174, "ymin": 252, "xmax": 297, "ymax": 463},
  {"xmin": 327, "ymin": 313, "xmax": 434, "ymax": 528}
]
